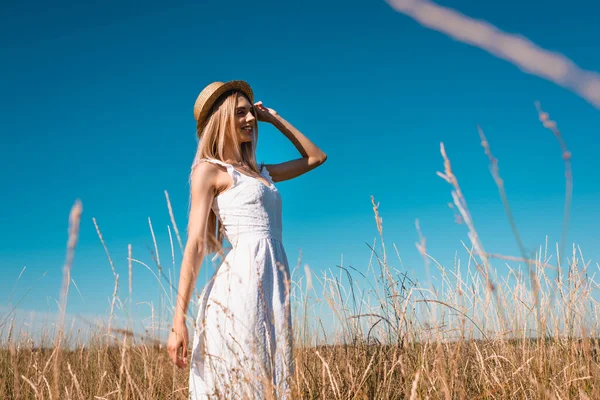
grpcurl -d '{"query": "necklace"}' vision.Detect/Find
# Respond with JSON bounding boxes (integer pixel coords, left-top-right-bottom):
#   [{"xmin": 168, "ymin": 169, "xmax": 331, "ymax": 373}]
[
  {"xmin": 230, "ymin": 161, "xmax": 255, "ymax": 175},
  {"xmin": 229, "ymin": 161, "xmax": 269, "ymax": 185}
]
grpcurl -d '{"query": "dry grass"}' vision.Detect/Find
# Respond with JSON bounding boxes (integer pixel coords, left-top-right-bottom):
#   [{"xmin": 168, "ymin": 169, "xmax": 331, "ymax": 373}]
[{"xmin": 2, "ymin": 106, "xmax": 600, "ymax": 399}]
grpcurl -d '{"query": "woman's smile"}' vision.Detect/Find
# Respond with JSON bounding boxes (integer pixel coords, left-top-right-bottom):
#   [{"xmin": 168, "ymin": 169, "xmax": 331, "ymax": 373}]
[{"xmin": 240, "ymin": 124, "xmax": 254, "ymax": 137}]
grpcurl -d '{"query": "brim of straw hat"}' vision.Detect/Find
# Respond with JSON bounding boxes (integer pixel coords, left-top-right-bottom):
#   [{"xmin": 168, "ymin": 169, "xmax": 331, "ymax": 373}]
[{"xmin": 193, "ymin": 80, "xmax": 254, "ymax": 137}]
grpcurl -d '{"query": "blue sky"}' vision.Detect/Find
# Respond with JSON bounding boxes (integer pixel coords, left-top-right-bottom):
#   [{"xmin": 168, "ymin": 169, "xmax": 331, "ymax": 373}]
[{"xmin": 1, "ymin": 0, "xmax": 599, "ymax": 334}]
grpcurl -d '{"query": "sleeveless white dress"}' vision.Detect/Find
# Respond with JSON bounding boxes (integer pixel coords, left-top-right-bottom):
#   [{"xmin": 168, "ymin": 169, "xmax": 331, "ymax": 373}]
[{"xmin": 189, "ymin": 159, "xmax": 293, "ymax": 400}]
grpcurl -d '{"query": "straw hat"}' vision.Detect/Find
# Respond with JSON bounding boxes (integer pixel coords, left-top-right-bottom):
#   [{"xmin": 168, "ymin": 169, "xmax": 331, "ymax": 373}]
[{"xmin": 193, "ymin": 80, "xmax": 254, "ymax": 137}]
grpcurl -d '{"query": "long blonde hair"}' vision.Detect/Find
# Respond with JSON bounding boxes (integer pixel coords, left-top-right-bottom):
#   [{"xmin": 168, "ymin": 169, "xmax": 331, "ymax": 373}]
[{"xmin": 189, "ymin": 90, "xmax": 260, "ymax": 254}]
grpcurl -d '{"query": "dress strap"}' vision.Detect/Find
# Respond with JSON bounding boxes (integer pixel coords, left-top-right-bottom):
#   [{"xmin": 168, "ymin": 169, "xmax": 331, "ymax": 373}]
[{"xmin": 197, "ymin": 158, "xmax": 239, "ymax": 185}]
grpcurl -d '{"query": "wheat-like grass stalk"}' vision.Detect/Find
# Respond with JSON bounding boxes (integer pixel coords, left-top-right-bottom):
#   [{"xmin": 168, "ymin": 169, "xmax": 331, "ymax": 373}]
[{"xmin": 53, "ymin": 200, "xmax": 82, "ymax": 400}]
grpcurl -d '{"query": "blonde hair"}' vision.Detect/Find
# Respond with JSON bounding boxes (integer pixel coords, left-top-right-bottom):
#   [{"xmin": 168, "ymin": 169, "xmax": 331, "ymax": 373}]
[{"xmin": 189, "ymin": 90, "xmax": 260, "ymax": 254}]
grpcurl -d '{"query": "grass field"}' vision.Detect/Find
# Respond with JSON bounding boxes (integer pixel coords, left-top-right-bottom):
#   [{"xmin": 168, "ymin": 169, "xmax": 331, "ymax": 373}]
[{"xmin": 2, "ymin": 109, "xmax": 599, "ymax": 399}]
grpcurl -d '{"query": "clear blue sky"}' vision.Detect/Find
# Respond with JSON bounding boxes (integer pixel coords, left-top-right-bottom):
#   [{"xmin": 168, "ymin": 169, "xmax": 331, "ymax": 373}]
[{"xmin": 2, "ymin": 0, "xmax": 599, "ymax": 330}]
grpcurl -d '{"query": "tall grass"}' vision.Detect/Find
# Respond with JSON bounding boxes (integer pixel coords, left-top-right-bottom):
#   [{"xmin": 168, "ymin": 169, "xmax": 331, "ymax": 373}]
[{"xmin": 2, "ymin": 107, "xmax": 599, "ymax": 399}]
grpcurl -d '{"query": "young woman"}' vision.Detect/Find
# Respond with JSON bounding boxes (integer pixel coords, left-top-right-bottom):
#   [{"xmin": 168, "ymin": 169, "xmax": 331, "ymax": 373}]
[{"xmin": 167, "ymin": 80, "xmax": 326, "ymax": 399}]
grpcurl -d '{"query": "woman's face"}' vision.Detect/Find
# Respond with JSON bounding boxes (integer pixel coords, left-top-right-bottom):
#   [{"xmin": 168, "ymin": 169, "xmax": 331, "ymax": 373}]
[{"xmin": 234, "ymin": 94, "xmax": 256, "ymax": 144}]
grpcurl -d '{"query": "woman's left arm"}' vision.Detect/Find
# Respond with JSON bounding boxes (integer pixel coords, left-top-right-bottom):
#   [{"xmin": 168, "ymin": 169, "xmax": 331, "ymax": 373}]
[{"xmin": 255, "ymin": 101, "xmax": 327, "ymax": 182}]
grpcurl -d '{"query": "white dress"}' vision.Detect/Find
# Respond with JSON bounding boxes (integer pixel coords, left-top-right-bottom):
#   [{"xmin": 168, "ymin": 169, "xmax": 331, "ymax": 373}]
[{"xmin": 189, "ymin": 159, "xmax": 293, "ymax": 400}]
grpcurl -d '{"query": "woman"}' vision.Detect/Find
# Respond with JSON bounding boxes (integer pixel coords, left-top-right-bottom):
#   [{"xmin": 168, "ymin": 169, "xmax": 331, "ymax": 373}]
[{"xmin": 167, "ymin": 80, "xmax": 327, "ymax": 399}]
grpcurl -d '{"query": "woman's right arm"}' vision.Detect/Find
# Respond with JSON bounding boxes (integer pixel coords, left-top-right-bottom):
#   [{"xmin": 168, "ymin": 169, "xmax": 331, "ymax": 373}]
[{"xmin": 167, "ymin": 162, "xmax": 218, "ymax": 368}]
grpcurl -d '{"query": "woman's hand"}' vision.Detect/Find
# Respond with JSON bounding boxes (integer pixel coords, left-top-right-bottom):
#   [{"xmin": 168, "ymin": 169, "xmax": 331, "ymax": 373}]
[
  {"xmin": 167, "ymin": 320, "xmax": 189, "ymax": 368},
  {"xmin": 254, "ymin": 101, "xmax": 278, "ymax": 123}
]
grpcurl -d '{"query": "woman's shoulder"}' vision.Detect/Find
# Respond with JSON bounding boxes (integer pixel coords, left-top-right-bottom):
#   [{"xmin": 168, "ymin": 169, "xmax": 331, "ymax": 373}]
[
  {"xmin": 191, "ymin": 159, "xmax": 234, "ymax": 195},
  {"xmin": 191, "ymin": 160, "xmax": 222, "ymax": 186}
]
